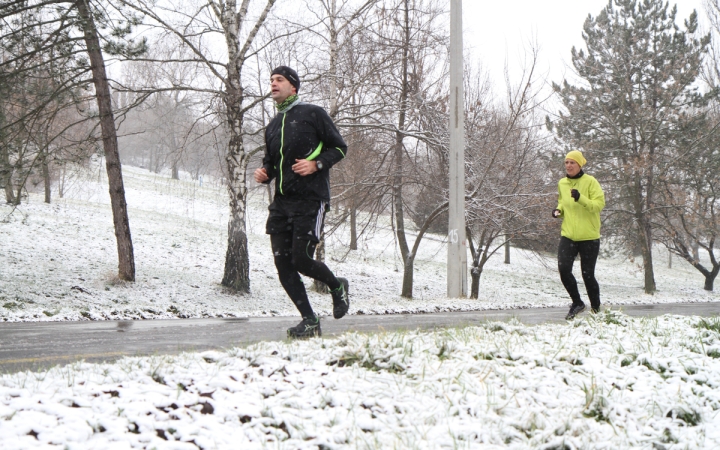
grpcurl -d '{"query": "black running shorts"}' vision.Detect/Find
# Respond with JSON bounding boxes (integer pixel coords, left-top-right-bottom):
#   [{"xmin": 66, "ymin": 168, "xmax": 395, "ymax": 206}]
[{"xmin": 265, "ymin": 196, "xmax": 327, "ymax": 243}]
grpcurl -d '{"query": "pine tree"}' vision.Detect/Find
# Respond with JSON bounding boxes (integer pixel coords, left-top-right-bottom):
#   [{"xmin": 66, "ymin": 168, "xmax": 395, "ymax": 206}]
[{"xmin": 549, "ymin": 0, "xmax": 714, "ymax": 294}]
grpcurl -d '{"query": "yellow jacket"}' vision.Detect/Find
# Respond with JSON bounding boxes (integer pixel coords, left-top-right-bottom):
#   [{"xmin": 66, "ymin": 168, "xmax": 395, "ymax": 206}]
[{"xmin": 556, "ymin": 173, "xmax": 605, "ymax": 241}]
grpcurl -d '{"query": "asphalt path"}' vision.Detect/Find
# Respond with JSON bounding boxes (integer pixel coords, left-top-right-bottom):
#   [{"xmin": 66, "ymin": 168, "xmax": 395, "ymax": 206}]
[{"xmin": 1, "ymin": 302, "xmax": 718, "ymax": 373}]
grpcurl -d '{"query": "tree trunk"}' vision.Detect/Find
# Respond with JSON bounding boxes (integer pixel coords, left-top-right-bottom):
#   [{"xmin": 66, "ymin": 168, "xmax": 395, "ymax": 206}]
[
  {"xmin": 220, "ymin": 129, "xmax": 250, "ymax": 292},
  {"xmin": 638, "ymin": 217, "xmax": 656, "ymax": 294},
  {"xmin": 0, "ymin": 143, "xmax": 15, "ymax": 204},
  {"xmin": 9, "ymin": 149, "xmax": 24, "ymax": 205},
  {"xmin": 504, "ymin": 237, "xmax": 510, "ymax": 264},
  {"xmin": 42, "ymin": 149, "xmax": 51, "ymax": 204},
  {"xmin": 170, "ymin": 133, "xmax": 179, "ymax": 180},
  {"xmin": 396, "ymin": 0, "xmax": 412, "ymax": 298},
  {"xmin": 152, "ymin": 151, "xmax": 161, "ymax": 173},
  {"xmin": 327, "ymin": 0, "xmax": 339, "ymax": 118},
  {"xmin": 700, "ymin": 262, "xmax": 719, "ymax": 292},
  {"xmin": 401, "ymin": 254, "xmax": 414, "ymax": 298},
  {"xmin": 678, "ymin": 246, "xmax": 718, "ymax": 292},
  {"xmin": 218, "ymin": 0, "xmax": 278, "ymax": 292},
  {"xmin": 350, "ymin": 206, "xmax": 357, "ymax": 250},
  {"xmin": 59, "ymin": 163, "xmax": 66, "ymax": 199},
  {"xmin": 466, "ymin": 228, "xmax": 498, "ymax": 299},
  {"xmin": 3, "ymin": 179, "xmax": 15, "ymax": 204},
  {"xmin": 470, "ymin": 265, "xmax": 480, "ymax": 299},
  {"xmin": 222, "ymin": 200, "xmax": 250, "ymax": 291},
  {"xmin": 705, "ymin": 274, "xmax": 716, "ymax": 291},
  {"xmin": 77, "ymin": 0, "xmax": 135, "ymax": 282},
  {"xmin": 13, "ymin": 160, "xmax": 23, "ymax": 204}
]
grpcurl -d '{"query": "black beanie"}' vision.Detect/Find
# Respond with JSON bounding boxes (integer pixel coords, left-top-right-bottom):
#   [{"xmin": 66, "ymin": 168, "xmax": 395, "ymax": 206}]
[{"xmin": 271, "ymin": 66, "xmax": 300, "ymax": 92}]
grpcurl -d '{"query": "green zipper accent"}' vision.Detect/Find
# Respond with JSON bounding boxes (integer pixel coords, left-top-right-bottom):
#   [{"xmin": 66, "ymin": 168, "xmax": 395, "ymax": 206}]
[
  {"xmin": 306, "ymin": 141, "xmax": 323, "ymax": 161},
  {"xmin": 305, "ymin": 241, "xmax": 313, "ymax": 259},
  {"xmin": 279, "ymin": 112, "xmax": 287, "ymax": 195},
  {"xmin": 569, "ymin": 179, "xmax": 578, "ymax": 238},
  {"xmin": 336, "ymin": 147, "xmax": 346, "ymax": 158}
]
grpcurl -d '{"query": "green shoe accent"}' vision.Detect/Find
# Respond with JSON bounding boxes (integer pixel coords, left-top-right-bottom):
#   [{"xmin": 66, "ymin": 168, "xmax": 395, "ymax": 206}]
[{"xmin": 332, "ymin": 278, "xmax": 350, "ymax": 319}]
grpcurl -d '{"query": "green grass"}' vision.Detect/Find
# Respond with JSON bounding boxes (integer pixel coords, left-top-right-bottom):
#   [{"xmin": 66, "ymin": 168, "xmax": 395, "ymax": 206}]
[{"xmin": 696, "ymin": 317, "xmax": 720, "ymax": 333}]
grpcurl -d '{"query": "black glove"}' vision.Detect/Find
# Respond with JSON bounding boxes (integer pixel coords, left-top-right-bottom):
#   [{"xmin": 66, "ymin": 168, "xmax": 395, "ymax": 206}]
[
  {"xmin": 552, "ymin": 209, "xmax": 561, "ymax": 218},
  {"xmin": 570, "ymin": 189, "xmax": 580, "ymax": 202}
]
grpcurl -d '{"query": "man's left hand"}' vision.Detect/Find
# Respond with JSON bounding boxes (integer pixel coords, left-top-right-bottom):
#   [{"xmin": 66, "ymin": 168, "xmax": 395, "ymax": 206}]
[{"xmin": 292, "ymin": 159, "xmax": 318, "ymax": 176}]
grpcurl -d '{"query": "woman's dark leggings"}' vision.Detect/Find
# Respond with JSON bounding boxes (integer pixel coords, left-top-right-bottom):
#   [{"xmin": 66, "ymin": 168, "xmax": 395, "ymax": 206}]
[
  {"xmin": 270, "ymin": 232, "xmax": 340, "ymax": 318},
  {"xmin": 558, "ymin": 236, "xmax": 600, "ymax": 310}
]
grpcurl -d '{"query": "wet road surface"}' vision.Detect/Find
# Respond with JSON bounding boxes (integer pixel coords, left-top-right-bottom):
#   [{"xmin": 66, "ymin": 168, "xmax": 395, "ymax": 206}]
[{"xmin": 1, "ymin": 302, "xmax": 718, "ymax": 373}]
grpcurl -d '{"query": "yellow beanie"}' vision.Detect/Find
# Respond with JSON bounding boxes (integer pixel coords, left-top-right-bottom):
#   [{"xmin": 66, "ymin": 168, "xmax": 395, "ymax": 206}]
[{"xmin": 565, "ymin": 150, "xmax": 586, "ymax": 167}]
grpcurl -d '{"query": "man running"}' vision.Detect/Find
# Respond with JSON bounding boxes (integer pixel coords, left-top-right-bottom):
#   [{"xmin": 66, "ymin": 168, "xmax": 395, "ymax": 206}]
[{"xmin": 254, "ymin": 66, "xmax": 349, "ymax": 338}]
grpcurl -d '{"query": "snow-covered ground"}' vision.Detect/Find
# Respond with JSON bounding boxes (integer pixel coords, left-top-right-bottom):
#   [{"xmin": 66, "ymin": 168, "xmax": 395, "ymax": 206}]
[
  {"xmin": 1, "ymin": 312, "xmax": 720, "ymax": 448},
  {"xmin": 1, "ymin": 162, "xmax": 718, "ymax": 323},
  {"xmin": 2, "ymin": 162, "xmax": 720, "ymax": 449}
]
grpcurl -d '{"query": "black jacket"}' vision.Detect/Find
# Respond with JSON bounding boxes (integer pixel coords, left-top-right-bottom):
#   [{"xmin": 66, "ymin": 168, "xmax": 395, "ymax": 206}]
[{"xmin": 262, "ymin": 101, "xmax": 347, "ymax": 203}]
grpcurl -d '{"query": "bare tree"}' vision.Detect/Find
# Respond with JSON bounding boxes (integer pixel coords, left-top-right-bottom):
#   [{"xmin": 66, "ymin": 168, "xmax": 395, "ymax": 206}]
[
  {"xmin": 654, "ymin": 105, "xmax": 720, "ymax": 290},
  {"xmin": 364, "ymin": 0, "xmax": 447, "ymax": 298},
  {"xmin": 121, "ymin": 0, "xmax": 278, "ymax": 292},
  {"xmin": 463, "ymin": 55, "xmax": 552, "ymax": 298},
  {"xmin": 297, "ymin": 0, "xmax": 379, "ymax": 292},
  {"xmin": 0, "ymin": 2, "xmax": 89, "ymax": 205}
]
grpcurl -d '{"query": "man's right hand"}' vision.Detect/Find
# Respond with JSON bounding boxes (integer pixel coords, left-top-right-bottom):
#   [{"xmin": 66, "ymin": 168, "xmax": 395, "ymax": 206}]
[
  {"xmin": 254, "ymin": 167, "xmax": 269, "ymax": 183},
  {"xmin": 552, "ymin": 209, "xmax": 561, "ymax": 218}
]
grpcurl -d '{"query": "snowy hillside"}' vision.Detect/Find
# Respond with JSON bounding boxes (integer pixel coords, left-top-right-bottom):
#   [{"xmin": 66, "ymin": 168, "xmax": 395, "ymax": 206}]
[
  {"xmin": 1, "ymin": 161, "xmax": 718, "ymax": 323},
  {"xmin": 2, "ymin": 163, "xmax": 720, "ymax": 449}
]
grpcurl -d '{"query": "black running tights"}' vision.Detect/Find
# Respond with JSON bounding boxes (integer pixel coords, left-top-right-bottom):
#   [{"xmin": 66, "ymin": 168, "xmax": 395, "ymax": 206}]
[
  {"xmin": 270, "ymin": 232, "xmax": 340, "ymax": 318},
  {"xmin": 558, "ymin": 236, "xmax": 600, "ymax": 310}
]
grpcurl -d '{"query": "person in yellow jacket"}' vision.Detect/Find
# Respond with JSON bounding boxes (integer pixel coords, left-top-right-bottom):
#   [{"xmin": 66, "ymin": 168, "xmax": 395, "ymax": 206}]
[{"xmin": 552, "ymin": 150, "xmax": 605, "ymax": 320}]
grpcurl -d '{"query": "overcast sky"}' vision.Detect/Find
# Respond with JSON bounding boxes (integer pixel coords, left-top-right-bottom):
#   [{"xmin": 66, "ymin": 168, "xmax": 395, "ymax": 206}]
[{"xmin": 463, "ymin": 0, "xmax": 707, "ymax": 89}]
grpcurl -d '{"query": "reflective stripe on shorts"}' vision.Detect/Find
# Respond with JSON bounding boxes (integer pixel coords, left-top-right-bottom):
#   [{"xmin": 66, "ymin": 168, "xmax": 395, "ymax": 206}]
[{"xmin": 314, "ymin": 202, "xmax": 326, "ymax": 240}]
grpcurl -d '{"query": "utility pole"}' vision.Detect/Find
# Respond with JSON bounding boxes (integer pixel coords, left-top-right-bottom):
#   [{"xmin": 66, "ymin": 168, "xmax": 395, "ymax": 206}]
[{"xmin": 447, "ymin": 0, "xmax": 467, "ymax": 297}]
